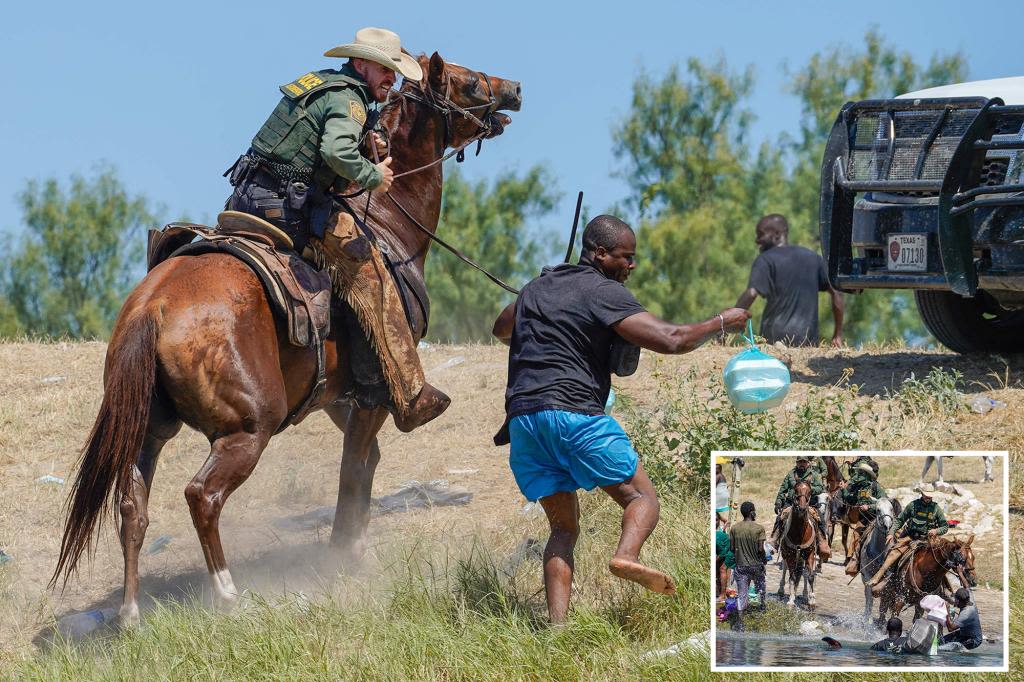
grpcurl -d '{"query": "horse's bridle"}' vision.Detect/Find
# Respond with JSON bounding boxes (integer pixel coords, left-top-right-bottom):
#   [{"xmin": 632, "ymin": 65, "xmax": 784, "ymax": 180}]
[
  {"xmin": 396, "ymin": 67, "xmax": 503, "ymax": 162},
  {"xmin": 932, "ymin": 541, "xmax": 976, "ymax": 588},
  {"xmin": 343, "ymin": 67, "xmax": 522, "ymax": 295}
]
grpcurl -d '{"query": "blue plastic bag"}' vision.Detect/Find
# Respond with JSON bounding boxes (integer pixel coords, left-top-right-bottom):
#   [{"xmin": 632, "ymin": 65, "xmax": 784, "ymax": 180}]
[{"xmin": 723, "ymin": 320, "xmax": 790, "ymax": 413}]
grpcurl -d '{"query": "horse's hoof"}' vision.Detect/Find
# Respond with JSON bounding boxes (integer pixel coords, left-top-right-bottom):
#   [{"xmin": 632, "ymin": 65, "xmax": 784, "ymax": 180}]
[{"xmin": 117, "ymin": 605, "xmax": 140, "ymax": 629}]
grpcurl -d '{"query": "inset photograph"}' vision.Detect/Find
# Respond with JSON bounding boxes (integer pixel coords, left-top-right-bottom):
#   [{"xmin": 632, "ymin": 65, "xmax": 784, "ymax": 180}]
[{"xmin": 712, "ymin": 452, "xmax": 1007, "ymax": 672}]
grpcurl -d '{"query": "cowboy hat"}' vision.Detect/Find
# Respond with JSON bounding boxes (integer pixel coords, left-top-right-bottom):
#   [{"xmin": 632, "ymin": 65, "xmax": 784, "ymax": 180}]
[
  {"xmin": 324, "ymin": 27, "xmax": 423, "ymax": 81},
  {"xmin": 856, "ymin": 462, "xmax": 877, "ymax": 479},
  {"xmin": 913, "ymin": 486, "xmax": 932, "ymax": 496},
  {"xmin": 795, "ymin": 455, "xmax": 810, "ymax": 463}
]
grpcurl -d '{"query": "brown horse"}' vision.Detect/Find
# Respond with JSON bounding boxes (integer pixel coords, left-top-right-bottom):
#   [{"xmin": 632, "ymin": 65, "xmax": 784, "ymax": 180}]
[
  {"xmin": 51, "ymin": 52, "xmax": 522, "ymax": 627},
  {"xmin": 878, "ymin": 534, "xmax": 977, "ymax": 622},
  {"xmin": 777, "ymin": 481, "xmax": 817, "ymax": 608}
]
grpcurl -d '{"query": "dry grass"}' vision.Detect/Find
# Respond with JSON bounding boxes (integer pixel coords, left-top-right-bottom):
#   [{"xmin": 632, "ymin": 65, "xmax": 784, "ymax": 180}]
[{"xmin": 0, "ymin": 339, "xmax": 1022, "ymax": 677}]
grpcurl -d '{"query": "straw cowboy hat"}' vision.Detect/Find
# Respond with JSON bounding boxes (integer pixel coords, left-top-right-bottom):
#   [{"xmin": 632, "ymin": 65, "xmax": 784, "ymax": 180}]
[
  {"xmin": 856, "ymin": 461, "xmax": 877, "ymax": 479},
  {"xmin": 913, "ymin": 486, "xmax": 932, "ymax": 496},
  {"xmin": 324, "ymin": 27, "xmax": 423, "ymax": 81}
]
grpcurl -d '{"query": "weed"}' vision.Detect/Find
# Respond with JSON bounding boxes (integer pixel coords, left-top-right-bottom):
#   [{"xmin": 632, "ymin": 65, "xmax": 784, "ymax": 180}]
[
  {"xmin": 620, "ymin": 367, "xmax": 869, "ymax": 497},
  {"xmin": 886, "ymin": 367, "xmax": 964, "ymax": 416}
]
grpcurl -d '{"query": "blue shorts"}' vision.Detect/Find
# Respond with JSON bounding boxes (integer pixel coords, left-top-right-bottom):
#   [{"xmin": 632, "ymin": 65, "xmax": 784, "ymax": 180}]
[{"xmin": 509, "ymin": 410, "xmax": 639, "ymax": 501}]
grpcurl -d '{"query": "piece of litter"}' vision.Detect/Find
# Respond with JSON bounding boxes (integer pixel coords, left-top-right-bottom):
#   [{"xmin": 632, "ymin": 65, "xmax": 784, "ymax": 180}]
[
  {"xmin": 640, "ymin": 630, "xmax": 710, "ymax": 660},
  {"xmin": 448, "ymin": 468, "xmax": 478, "ymax": 475},
  {"xmin": 36, "ymin": 475, "xmax": 66, "ymax": 485},
  {"xmin": 502, "ymin": 538, "xmax": 543, "ymax": 575},
  {"xmin": 520, "ymin": 502, "xmax": 544, "ymax": 518},
  {"xmin": 432, "ymin": 356, "xmax": 465, "ymax": 372},
  {"xmin": 373, "ymin": 479, "xmax": 472, "ymax": 513},
  {"xmin": 40, "ymin": 376, "xmax": 66, "ymax": 384},
  {"xmin": 273, "ymin": 481, "xmax": 473, "ymax": 531},
  {"xmin": 146, "ymin": 535, "xmax": 173, "ymax": 555},
  {"xmin": 800, "ymin": 620, "xmax": 824, "ymax": 636},
  {"xmin": 417, "ymin": 340, "xmax": 431, "ymax": 349},
  {"xmin": 0, "ymin": 550, "xmax": 12, "ymax": 566}
]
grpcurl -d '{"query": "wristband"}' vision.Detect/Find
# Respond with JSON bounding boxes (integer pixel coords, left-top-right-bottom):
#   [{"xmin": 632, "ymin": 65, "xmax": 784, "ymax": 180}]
[{"xmin": 717, "ymin": 313, "xmax": 725, "ymax": 337}]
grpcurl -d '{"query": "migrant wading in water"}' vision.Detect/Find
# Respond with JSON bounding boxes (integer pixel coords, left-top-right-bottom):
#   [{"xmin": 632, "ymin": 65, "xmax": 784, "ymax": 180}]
[{"xmin": 492, "ymin": 214, "xmax": 751, "ymax": 622}]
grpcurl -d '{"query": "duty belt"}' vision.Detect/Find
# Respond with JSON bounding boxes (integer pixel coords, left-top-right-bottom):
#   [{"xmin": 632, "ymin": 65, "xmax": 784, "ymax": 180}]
[{"xmin": 251, "ymin": 153, "xmax": 312, "ymax": 184}]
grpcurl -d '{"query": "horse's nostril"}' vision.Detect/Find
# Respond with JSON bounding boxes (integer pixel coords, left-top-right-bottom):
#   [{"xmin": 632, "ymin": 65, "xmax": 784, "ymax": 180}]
[{"xmin": 515, "ymin": 84, "xmax": 521, "ymax": 98}]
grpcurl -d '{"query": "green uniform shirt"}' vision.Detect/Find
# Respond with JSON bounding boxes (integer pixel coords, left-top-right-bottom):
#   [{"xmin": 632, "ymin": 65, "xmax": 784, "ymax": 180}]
[
  {"xmin": 728, "ymin": 520, "xmax": 766, "ymax": 568},
  {"xmin": 251, "ymin": 63, "xmax": 382, "ymax": 190},
  {"xmin": 841, "ymin": 477, "xmax": 885, "ymax": 511},
  {"xmin": 893, "ymin": 498, "xmax": 949, "ymax": 538},
  {"xmin": 775, "ymin": 468, "xmax": 824, "ymax": 509}
]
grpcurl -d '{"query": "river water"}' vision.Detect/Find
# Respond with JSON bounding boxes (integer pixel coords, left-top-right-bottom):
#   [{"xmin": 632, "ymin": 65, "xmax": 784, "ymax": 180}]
[{"xmin": 716, "ymin": 631, "xmax": 1003, "ymax": 668}]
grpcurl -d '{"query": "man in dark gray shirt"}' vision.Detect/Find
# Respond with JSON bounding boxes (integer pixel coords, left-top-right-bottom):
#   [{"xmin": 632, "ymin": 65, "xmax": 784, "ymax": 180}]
[
  {"xmin": 736, "ymin": 214, "xmax": 844, "ymax": 347},
  {"xmin": 943, "ymin": 588, "xmax": 984, "ymax": 649}
]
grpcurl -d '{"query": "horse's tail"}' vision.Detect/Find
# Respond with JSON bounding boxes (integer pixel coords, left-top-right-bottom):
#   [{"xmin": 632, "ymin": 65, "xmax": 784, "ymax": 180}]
[{"xmin": 51, "ymin": 312, "xmax": 159, "ymax": 589}]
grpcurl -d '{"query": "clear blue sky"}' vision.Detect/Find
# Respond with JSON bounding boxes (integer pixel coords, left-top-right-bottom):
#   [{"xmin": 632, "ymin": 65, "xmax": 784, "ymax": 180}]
[{"xmin": 3, "ymin": 0, "xmax": 1023, "ymax": 244}]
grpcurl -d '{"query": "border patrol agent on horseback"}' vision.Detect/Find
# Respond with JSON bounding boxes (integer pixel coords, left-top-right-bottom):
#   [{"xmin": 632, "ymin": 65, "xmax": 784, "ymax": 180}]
[
  {"xmin": 770, "ymin": 456, "xmax": 830, "ymax": 558},
  {"xmin": 223, "ymin": 27, "xmax": 449, "ymax": 432},
  {"xmin": 869, "ymin": 486, "xmax": 949, "ymax": 594},
  {"xmin": 841, "ymin": 461, "xmax": 887, "ymax": 575}
]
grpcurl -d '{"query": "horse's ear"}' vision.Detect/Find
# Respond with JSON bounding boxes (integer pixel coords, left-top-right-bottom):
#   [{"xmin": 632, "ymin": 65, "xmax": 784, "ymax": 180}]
[
  {"xmin": 966, "ymin": 533, "xmax": 974, "ymax": 546},
  {"xmin": 428, "ymin": 52, "xmax": 445, "ymax": 87}
]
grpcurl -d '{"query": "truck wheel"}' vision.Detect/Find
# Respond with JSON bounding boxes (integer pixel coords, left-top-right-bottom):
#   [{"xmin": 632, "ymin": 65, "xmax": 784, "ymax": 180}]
[{"xmin": 915, "ymin": 290, "xmax": 1024, "ymax": 353}]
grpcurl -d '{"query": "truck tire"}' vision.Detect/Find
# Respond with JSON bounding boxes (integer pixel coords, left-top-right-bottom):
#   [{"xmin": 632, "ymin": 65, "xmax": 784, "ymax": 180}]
[{"xmin": 915, "ymin": 290, "xmax": 1024, "ymax": 353}]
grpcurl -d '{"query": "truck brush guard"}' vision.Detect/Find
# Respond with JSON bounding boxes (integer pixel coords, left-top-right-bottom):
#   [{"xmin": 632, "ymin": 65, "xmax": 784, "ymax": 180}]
[{"xmin": 820, "ymin": 97, "xmax": 1024, "ymax": 296}]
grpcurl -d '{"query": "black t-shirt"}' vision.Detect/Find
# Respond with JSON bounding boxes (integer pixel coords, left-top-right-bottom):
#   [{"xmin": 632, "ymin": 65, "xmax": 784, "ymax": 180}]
[
  {"xmin": 747, "ymin": 245, "xmax": 830, "ymax": 346},
  {"xmin": 870, "ymin": 635, "xmax": 908, "ymax": 652},
  {"xmin": 503, "ymin": 261, "xmax": 646, "ymax": 419}
]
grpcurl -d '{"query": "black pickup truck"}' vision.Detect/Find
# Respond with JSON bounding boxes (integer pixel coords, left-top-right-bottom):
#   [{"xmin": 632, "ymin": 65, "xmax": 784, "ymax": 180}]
[{"xmin": 820, "ymin": 78, "xmax": 1024, "ymax": 352}]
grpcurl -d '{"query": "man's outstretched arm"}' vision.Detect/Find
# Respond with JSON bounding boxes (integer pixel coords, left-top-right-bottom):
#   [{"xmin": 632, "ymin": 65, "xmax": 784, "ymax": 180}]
[
  {"xmin": 736, "ymin": 288, "xmax": 758, "ymax": 310},
  {"xmin": 829, "ymin": 287, "xmax": 845, "ymax": 347},
  {"xmin": 614, "ymin": 308, "xmax": 750, "ymax": 355},
  {"xmin": 492, "ymin": 303, "xmax": 516, "ymax": 346}
]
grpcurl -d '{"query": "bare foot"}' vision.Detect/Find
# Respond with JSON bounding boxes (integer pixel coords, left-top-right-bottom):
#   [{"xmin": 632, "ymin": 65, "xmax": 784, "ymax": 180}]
[{"xmin": 608, "ymin": 557, "xmax": 677, "ymax": 595}]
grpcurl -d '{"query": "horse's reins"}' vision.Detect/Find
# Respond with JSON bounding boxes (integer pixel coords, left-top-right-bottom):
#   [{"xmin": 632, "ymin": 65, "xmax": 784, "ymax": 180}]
[{"xmin": 350, "ymin": 68, "xmax": 521, "ymax": 295}]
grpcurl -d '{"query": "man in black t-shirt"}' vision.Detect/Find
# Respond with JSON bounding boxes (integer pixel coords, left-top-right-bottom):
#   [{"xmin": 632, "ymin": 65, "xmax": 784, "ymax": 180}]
[
  {"xmin": 492, "ymin": 214, "xmax": 750, "ymax": 623},
  {"xmin": 871, "ymin": 617, "xmax": 908, "ymax": 653},
  {"xmin": 735, "ymin": 214, "xmax": 844, "ymax": 347}
]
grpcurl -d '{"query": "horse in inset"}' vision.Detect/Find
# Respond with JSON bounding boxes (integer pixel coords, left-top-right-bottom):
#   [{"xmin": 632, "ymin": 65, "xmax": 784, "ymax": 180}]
[
  {"xmin": 855, "ymin": 496, "xmax": 901, "ymax": 622},
  {"xmin": 877, "ymin": 534, "xmax": 977, "ymax": 623},
  {"xmin": 777, "ymin": 481, "xmax": 817, "ymax": 608},
  {"xmin": 51, "ymin": 52, "xmax": 522, "ymax": 627}
]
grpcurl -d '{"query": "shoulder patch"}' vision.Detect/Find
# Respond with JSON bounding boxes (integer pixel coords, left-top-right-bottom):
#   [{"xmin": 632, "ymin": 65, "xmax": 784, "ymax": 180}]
[
  {"xmin": 281, "ymin": 72, "xmax": 327, "ymax": 99},
  {"xmin": 348, "ymin": 99, "xmax": 367, "ymax": 126}
]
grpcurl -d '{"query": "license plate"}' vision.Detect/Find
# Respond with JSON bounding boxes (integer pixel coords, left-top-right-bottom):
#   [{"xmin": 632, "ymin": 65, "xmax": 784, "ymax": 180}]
[{"xmin": 887, "ymin": 234, "xmax": 927, "ymax": 271}]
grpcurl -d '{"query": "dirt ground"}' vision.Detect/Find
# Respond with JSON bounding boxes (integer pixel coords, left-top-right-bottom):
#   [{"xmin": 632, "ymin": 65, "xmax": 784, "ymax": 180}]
[
  {"xmin": 720, "ymin": 455, "xmax": 1006, "ymax": 638},
  {"xmin": 1, "ymin": 340, "xmax": 1022, "ymax": 656}
]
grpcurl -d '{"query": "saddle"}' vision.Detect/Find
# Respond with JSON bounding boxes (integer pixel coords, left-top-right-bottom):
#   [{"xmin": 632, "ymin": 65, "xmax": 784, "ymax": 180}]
[{"xmin": 146, "ymin": 216, "xmax": 332, "ymax": 427}]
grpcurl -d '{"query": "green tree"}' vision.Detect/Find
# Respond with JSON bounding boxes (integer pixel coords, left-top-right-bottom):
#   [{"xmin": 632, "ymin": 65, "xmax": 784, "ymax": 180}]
[
  {"xmin": 1, "ymin": 166, "xmax": 156, "ymax": 338},
  {"xmin": 612, "ymin": 58, "xmax": 781, "ymax": 323},
  {"xmin": 786, "ymin": 29, "xmax": 967, "ymax": 343},
  {"xmin": 424, "ymin": 166, "xmax": 559, "ymax": 343}
]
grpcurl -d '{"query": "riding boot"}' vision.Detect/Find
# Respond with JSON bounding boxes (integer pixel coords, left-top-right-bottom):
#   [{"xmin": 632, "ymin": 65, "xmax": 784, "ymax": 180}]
[
  {"xmin": 812, "ymin": 510, "xmax": 831, "ymax": 560},
  {"xmin": 868, "ymin": 546, "xmax": 905, "ymax": 593},
  {"xmin": 310, "ymin": 211, "xmax": 450, "ymax": 431},
  {"xmin": 845, "ymin": 534, "xmax": 860, "ymax": 576},
  {"xmin": 770, "ymin": 511, "xmax": 786, "ymax": 549}
]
